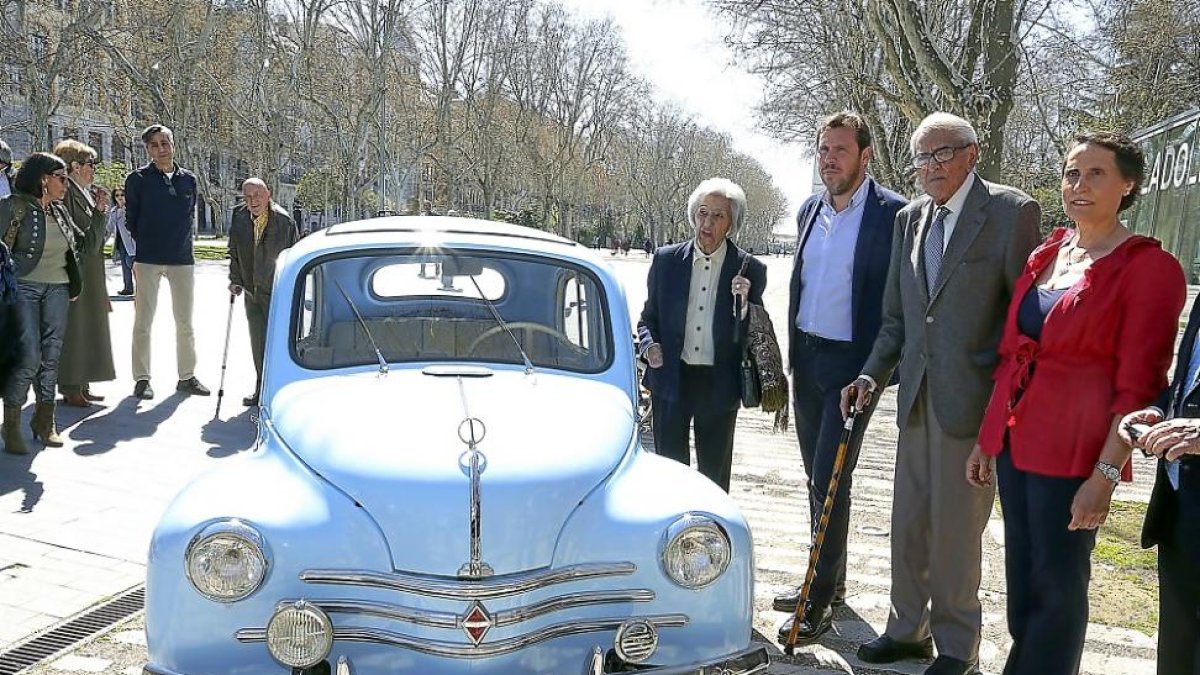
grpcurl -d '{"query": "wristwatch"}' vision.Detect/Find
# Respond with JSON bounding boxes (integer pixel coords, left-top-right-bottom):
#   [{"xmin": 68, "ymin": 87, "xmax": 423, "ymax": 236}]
[{"xmin": 1095, "ymin": 460, "xmax": 1120, "ymax": 484}]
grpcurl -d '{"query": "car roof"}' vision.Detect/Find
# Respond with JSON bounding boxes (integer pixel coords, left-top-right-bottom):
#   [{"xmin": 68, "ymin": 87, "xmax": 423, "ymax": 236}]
[{"xmin": 285, "ymin": 216, "xmax": 603, "ymax": 270}]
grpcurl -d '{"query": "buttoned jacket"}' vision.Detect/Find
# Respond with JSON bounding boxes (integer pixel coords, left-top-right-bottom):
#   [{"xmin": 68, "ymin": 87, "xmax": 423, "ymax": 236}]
[{"xmin": 0, "ymin": 193, "xmax": 83, "ymax": 297}]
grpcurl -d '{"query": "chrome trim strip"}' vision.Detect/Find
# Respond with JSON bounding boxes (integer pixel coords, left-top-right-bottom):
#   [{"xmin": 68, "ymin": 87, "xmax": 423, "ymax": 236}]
[
  {"xmin": 455, "ymin": 410, "xmax": 493, "ymax": 578},
  {"xmin": 300, "ymin": 589, "xmax": 654, "ymax": 629},
  {"xmin": 599, "ymin": 645, "xmax": 769, "ymax": 675},
  {"xmin": 300, "ymin": 562, "xmax": 636, "ymax": 599},
  {"xmin": 236, "ymin": 613, "xmax": 689, "ymax": 658}
]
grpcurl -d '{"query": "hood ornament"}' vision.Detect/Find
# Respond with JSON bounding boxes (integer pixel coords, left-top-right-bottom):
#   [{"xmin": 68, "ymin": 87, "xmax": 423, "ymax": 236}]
[{"xmin": 457, "ymin": 379, "xmax": 493, "ymax": 578}]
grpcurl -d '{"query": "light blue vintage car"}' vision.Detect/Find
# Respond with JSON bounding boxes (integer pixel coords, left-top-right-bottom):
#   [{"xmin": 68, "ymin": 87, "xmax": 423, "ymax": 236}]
[{"xmin": 143, "ymin": 217, "xmax": 769, "ymax": 675}]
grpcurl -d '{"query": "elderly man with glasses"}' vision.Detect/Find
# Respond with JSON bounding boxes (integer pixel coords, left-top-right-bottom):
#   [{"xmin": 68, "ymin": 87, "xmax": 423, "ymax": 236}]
[
  {"xmin": 840, "ymin": 112, "xmax": 1042, "ymax": 675},
  {"xmin": 124, "ymin": 124, "xmax": 209, "ymax": 401}
]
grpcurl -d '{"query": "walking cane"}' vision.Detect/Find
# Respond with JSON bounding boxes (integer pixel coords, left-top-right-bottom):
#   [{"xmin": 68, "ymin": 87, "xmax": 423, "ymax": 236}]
[
  {"xmin": 214, "ymin": 292, "xmax": 236, "ymax": 419},
  {"xmin": 781, "ymin": 402, "xmax": 863, "ymax": 654}
]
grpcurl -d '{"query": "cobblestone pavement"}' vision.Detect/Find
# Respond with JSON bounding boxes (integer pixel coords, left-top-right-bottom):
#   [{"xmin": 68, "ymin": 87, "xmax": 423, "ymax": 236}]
[{"xmin": 3, "ymin": 250, "xmax": 1166, "ymax": 674}]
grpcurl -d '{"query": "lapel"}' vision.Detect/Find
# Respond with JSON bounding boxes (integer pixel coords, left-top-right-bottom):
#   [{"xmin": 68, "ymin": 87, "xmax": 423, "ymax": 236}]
[
  {"xmin": 790, "ymin": 199, "xmax": 821, "ymax": 300},
  {"xmin": 929, "ymin": 177, "xmax": 990, "ymax": 304},
  {"xmin": 667, "ymin": 241, "xmax": 695, "ymax": 336},
  {"xmin": 68, "ymin": 182, "xmax": 94, "ymax": 222},
  {"xmin": 714, "ymin": 240, "xmax": 741, "ymax": 347},
  {"xmin": 1176, "ymin": 301, "xmax": 1200, "ymax": 411},
  {"xmin": 910, "ymin": 197, "xmax": 933, "ymax": 299},
  {"xmin": 851, "ymin": 179, "xmax": 884, "ymax": 328}
]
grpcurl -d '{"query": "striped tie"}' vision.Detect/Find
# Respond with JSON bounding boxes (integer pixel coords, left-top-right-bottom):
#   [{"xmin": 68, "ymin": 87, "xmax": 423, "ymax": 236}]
[{"xmin": 924, "ymin": 206, "xmax": 951, "ymax": 293}]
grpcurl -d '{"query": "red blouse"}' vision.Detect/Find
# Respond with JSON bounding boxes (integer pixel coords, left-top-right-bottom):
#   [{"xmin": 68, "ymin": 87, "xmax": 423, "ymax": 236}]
[{"xmin": 977, "ymin": 228, "xmax": 1186, "ymax": 479}]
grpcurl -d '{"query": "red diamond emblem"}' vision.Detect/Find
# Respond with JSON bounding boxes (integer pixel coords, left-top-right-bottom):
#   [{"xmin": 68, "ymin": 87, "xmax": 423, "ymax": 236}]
[{"xmin": 461, "ymin": 601, "xmax": 493, "ymax": 645}]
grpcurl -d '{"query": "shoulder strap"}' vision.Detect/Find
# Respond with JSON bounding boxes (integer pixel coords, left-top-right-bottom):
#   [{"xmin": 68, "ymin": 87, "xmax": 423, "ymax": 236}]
[{"xmin": 2, "ymin": 199, "xmax": 25, "ymax": 250}]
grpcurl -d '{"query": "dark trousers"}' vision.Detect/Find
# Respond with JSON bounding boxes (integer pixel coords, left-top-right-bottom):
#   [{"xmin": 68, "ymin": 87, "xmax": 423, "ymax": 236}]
[
  {"xmin": 115, "ymin": 237, "xmax": 134, "ymax": 292},
  {"xmin": 1157, "ymin": 493, "xmax": 1200, "ymax": 675},
  {"xmin": 651, "ymin": 363, "xmax": 738, "ymax": 492},
  {"xmin": 245, "ymin": 294, "xmax": 268, "ymax": 394},
  {"xmin": 790, "ymin": 337, "xmax": 875, "ymax": 608},
  {"xmin": 996, "ymin": 449, "xmax": 1096, "ymax": 675},
  {"xmin": 4, "ymin": 281, "xmax": 69, "ymax": 407}
]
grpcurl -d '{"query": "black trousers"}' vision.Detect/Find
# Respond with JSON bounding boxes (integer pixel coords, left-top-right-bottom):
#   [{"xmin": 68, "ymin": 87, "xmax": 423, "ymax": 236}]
[
  {"xmin": 245, "ymin": 294, "xmax": 268, "ymax": 394},
  {"xmin": 790, "ymin": 336, "xmax": 875, "ymax": 609},
  {"xmin": 651, "ymin": 363, "xmax": 738, "ymax": 492},
  {"xmin": 996, "ymin": 449, "xmax": 1096, "ymax": 675},
  {"xmin": 1157, "ymin": 493, "xmax": 1200, "ymax": 675}
]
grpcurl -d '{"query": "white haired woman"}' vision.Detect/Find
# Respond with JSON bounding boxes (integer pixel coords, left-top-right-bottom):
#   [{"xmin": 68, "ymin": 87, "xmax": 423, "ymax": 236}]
[{"xmin": 636, "ymin": 177, "xmax": 767, "ymax": 491}]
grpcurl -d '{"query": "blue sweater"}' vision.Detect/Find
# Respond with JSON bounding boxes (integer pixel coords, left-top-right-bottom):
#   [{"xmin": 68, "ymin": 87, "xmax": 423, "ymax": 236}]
[{"xmin": 124, "ymin": 163, "xmax": 197, "ymax": 265}]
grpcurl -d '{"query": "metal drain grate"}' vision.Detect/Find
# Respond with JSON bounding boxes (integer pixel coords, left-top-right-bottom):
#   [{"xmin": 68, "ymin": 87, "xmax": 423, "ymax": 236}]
[{"xmin": 0, "ymin": 584, "xmax": 145, "ymax": 675}]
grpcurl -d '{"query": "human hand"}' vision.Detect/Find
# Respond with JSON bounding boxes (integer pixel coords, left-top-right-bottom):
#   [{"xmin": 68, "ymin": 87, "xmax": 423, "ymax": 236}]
[
  {"xmin": 840, "ymin": 377, "xmax": 873, "ymax": 419},
  {"xmin": 1068, "ymin": 474, "xmax": 1115, "ymax": 530},
  {"xmin": 229, "ymin": 284, "xmax": 243, "ymax": 296},
  {"xmin": 965, "ymin": 445, "xmax": 995, "ymax": 488},
  {"xmin": 94, "ymin": 190, "xmax": 109, "ymax": 211},
  {"xmin": 731, "ymin": 274, "xmax": 751, "ymax": 309},
  {"xmin": 645, "ymin": 343, "xmax": 663, "ymax": 369},
  {"xmin": 1118, "ymin": 408, "xmax": 1163, "ymax": 448},
  {"xmin": 1142, "ymin": 418, "xmax": 1200, "ymax": 461}
]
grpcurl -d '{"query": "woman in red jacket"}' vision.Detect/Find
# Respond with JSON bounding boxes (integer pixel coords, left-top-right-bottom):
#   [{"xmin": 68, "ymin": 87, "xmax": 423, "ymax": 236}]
[{"xmin": 965, "ymin": 131, "xmax": 1186, "ymax": 675}]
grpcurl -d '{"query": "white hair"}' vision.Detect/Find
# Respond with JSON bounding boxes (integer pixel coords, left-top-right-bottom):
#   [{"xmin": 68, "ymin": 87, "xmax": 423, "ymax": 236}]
[
  {"xmin": 241, "ymin": 177, "xmax": 269, "ymax": 192},
  {"xmin": 687, "ymin": 177, "xmax": 746, "ymax": 234},
  {"xmin": 910, "ymin": 112, "xmax": 979, "ymax": 154}
]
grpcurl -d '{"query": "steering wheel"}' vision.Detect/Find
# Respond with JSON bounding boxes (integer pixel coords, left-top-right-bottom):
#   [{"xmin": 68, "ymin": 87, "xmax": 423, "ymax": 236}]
[{"xmin": 467, "ymin": 322, "xmax": 584, "ymax": 358}]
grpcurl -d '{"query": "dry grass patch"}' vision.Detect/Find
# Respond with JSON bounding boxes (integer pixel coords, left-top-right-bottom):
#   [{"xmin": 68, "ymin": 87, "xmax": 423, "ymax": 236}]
[{"xmin": 1090, "ymin": 500, "xmax": 1158, "ymax": 635}]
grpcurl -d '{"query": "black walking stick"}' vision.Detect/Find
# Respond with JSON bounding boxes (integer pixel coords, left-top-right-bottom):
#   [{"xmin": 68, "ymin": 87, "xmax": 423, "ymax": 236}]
[
  {"xmin": 214, "ymin": 292, "xmax": 236, "ymax": 419},
  {"xmin": 781, "ymin": 402, "xmax": 864, "ymax": 654}
]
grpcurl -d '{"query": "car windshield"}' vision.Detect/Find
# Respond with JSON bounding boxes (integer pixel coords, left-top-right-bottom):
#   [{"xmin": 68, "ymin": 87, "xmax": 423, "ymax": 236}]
[{"xmin": 292, "ymin": 249, "xmax": 612, "ymax": 373}]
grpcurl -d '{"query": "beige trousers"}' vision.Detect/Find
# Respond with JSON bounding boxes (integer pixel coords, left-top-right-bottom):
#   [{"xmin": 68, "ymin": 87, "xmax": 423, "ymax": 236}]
[
  {"xmin": 131, "ymin": 263, "xmax": 196, "ymax": 382},
  {"xmin": 885, "ymin": 383, "xmax": 995, "ymax": 662}
]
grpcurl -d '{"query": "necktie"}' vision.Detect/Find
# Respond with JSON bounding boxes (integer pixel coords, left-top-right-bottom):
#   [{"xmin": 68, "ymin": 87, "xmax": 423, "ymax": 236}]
[{"xmin": 924, "ymin": 206, "xmax": 951, "ymax": 293}]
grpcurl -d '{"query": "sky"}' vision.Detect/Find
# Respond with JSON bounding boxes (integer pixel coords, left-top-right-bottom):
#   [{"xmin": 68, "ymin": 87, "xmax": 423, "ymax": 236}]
[{"xmin": 558, "ymin": 0, "xmax": 815, "ymax": 228}]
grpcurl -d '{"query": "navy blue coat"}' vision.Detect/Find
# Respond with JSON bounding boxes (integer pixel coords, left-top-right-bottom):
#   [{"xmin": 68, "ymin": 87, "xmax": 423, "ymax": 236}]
[
  {"xmin": 1144, "ymin": 296, "xmax": 1200, "ymax": 564},
  {"xmin": 124, "ymin": 163, "xmax": 197, "ymax": 265},
  {"xmin": 638, "ymin": 239, "xmax": 767, "ymax": 411},
  {"xmin": 787, "ymin": 177, "xmax": 907, "ymax": 374}
]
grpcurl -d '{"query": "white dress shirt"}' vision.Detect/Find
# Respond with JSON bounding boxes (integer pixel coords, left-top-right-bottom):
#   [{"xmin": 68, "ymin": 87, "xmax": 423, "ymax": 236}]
[
  {"xmin": 927, "ymin": 172, "xmax": 976, "ymax": 253},
  {"xmin": 796, "ymin": 178, "xmax": 870, "ymax": 341},
  {"xmin": 682, "ymin": 239, "xmax": 728, "ymax": 366},
  {"xmin": 0, "ymin": 175, "xmax": 10, "ymax": 199}
]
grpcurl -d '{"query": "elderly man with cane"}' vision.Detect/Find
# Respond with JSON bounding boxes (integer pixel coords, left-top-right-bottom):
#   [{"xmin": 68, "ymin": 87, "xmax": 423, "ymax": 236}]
[{"xmin": 228, "ymin": 177, "xmax": 299, "ymax": 407}]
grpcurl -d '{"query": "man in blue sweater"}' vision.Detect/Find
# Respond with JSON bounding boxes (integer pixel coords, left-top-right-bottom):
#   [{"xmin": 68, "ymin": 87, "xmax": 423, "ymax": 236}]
[{"xmin": 125, "ymin": 124, "xmax": 209, "ymax": 400}]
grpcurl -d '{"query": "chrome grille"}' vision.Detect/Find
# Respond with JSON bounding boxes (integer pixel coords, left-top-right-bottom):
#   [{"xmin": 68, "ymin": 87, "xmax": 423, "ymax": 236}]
[{"xmin": 299, "ymin": 561, "xmax": 635, "ymax": 599}]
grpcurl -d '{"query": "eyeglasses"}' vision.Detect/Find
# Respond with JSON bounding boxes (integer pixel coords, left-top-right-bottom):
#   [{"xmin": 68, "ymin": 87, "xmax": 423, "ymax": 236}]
[
  {"xmin": 911, "ymin": 144, "xmax": 971, "ymax": 168},
  {"xmin": 83, "ymin": 160, "xmax": 99, "ymax": 167},
  {"xmin": 162, "ymin": 173, "xmax": 177, "ymax": 197}
]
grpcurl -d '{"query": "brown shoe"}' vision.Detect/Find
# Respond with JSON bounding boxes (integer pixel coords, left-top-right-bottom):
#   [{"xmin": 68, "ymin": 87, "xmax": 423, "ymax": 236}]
[
  {"xmin": 30, "ymin": 401, "xmax": 64, "ymax": 447},
  {"xmin": 62, "ymin": 393, "xmax": 93, "ymax": 408},
  {"xmin": 2, "ymin": 406, "xmax": 29, "ymax": 455},
  {"xmin": 82, "ymin": 387, "xmax": 105, "ymax": 402}
]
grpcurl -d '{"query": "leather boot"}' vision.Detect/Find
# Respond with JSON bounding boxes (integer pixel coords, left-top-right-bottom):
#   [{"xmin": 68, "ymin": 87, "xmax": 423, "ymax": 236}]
[
  {"xmin": 2, "ymin": 406, "xmax": 29, "ymax": 455},
  {"xmin": 30, "ymin": 401, "xmax": 64, "ymax": 447}
]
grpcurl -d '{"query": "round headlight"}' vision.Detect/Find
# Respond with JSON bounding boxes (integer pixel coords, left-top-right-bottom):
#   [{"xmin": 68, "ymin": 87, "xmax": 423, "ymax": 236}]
[
  {"xmin": 185, "ymin": 520, "xmax": 268, "ymax": 602},
  {"xmin": 266, "ymin": 601, "xmax": 334, "ymax": 669},
  {"xmin": 661, "ymin": 514, "xmax": 731, "ymax": 589}
]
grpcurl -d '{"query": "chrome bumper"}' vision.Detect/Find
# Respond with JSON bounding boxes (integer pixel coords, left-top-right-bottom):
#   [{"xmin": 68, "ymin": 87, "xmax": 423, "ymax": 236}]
[{"xmin": 143, "ymin": 645, "xmax": 770, "ymax": 675}]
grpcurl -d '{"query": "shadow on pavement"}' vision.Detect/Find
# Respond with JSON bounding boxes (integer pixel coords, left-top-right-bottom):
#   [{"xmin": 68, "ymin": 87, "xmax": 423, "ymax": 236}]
[
  {"xmin": 201, "ymin": 408, "xmax": 258, "ymax": 458},
  {"xmin": 65, "ymin": 393, "xmax": 187, "ymax": 456},
  {"xmin": 0, "ymin": 444, "xmax": 45, "ymax": 513}
]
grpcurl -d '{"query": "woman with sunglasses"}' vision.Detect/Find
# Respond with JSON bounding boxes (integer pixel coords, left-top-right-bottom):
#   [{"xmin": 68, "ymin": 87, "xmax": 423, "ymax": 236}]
[
  {"xmin": 107, "ymin": 188, "xmax": 133, "ymax": 295},
  {"xmin": 1, "ymin": 152, "xmax": 83, "ymax": 454},
  {"xmin": 53, "ymin": 140, "xmax": 115, "ymax": 408}
]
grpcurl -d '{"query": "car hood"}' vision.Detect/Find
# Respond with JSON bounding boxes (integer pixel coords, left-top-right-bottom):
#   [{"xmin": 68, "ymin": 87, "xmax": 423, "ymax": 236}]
[{"xmin": 269, "ymin": 368, "xmax": 635, "ymax": 576}]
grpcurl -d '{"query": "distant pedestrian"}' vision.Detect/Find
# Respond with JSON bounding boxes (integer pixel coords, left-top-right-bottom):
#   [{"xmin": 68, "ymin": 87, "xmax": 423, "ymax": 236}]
[
  {"xmin": 53, "ymin": 139, "xmax": 115, "ymax": 408},
  {"xmin": 228, "ymin": 178, "xmax": 298, "ymax": 407},
  {"xmin": 107, "ymin": 188, "xmax": 134, "ymax": 295},
  {"xmin": 637, "ymin": 177, "xmax": 767, "ymax": 492},
  {"xmin": 2, "ymin": 153, "xmax": 82, "ymax": 454},
  {"xmin": 643, "ymin": 237, "xmax": 652, "ymax": 256},
  {"xmin": 125, "ymin": 124, "xmax": 210, "ymax": 400},
  {"xmin": 0, "ymin": 140, "xmax": 12, "ymax": 200}
]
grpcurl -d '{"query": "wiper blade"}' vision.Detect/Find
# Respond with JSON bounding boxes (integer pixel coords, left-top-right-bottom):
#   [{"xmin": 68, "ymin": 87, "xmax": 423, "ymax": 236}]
[
  {"xmin": 332, "ymin": 277, "xmax": 389, "ymax": 376},
  {"xmin": 467, "ymin": 274, "xmax": 535, "ymax": 375}
]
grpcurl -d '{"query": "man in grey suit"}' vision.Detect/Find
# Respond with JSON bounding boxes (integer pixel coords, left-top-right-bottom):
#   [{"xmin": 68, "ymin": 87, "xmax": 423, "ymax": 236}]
[{"xmin": 841, "ymin": 112, "xmax": 1041, "ymax": 675}]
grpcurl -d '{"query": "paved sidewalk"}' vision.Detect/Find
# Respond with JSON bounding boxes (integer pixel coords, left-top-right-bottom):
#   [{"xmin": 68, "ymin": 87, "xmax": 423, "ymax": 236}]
[{"xmin": 1, "ymin": 253, "xmax": 1166, "ymax": 673}]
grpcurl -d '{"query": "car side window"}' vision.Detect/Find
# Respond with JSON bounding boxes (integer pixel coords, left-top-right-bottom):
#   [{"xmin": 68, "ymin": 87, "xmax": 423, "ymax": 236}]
[{"xmin": 562, "ymin": 272, "xmax": 594, "ymax": 351}]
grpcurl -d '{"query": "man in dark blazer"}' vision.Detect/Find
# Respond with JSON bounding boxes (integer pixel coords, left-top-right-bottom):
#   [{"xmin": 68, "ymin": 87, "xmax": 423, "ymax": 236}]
[
  {"xmin": 842, "ymin": 112, "xmax": 1041, "ymax": 675},
  {"xmin": 228, "ymin": 177, "xmax": 299, "ymax": 407},
  {"xmin": 774, "ymin": 112, "xmax": 907, "ymax": 644},
  {"xmin": 638, "ymin": 177, "xmax": 767, "ymax": 492},
  {"xmin": 1122, "ymin": 297, "xmax": 1200, "ymax": 675}
]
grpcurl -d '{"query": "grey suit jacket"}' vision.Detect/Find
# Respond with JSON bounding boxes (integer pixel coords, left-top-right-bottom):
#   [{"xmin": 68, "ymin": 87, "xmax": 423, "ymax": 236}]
[{"xmin": 861, "ymin": 176, "xmax": 1041, "ymax": 438}]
